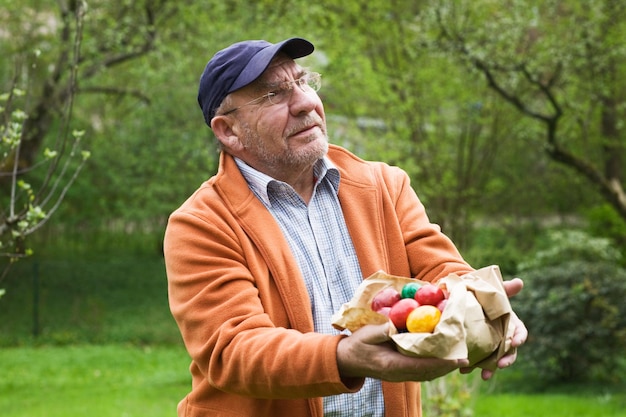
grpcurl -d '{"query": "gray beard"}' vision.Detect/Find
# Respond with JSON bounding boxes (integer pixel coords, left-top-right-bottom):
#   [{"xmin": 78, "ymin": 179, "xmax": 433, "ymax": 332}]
[{"xmin": 240, "ymin": 123, "xmax": 329, "ymax": 172}]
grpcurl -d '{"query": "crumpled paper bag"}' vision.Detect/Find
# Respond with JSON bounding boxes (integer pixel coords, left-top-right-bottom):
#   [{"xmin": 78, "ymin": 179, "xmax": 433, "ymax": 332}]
[{"xmin": 331, "ymin": 265, "xmax": 516, "ymax": 370}]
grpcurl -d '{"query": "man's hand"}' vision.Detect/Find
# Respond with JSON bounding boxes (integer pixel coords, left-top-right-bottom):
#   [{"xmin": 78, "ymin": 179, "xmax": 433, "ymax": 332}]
[
  {"xmin": 461, "ymin": 277, "xmax": 529, "ymax": 380},
  {"xmin": 336, "ymin": 322, "xmax": 469, "ymax": 383}
]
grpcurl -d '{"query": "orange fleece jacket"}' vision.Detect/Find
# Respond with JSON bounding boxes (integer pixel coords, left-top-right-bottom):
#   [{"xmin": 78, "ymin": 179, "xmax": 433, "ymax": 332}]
[{"xmin": 164, "ymin": 144, "xmax": 473, "ymax": 417}]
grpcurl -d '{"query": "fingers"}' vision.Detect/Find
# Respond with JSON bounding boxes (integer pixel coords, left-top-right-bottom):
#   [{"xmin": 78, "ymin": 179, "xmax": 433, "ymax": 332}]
[
  {"xmin": 460, "ymin": 356, "xmax": 512, "ymax": 381},
  {"xmin": 476, "ymin": 345, "xmax": 519, "ymax": 381},
  {"xmin": 459, "ymin": 365, "xmax": 495, "ymax": 380},
  {"xmin": 503, "ymin": 278, "xmax": 524, "ymax": 298},
  {"xmin": 379, "ymin": 356, "xmax": 469, "ymax": 383},
  {"xmin": 509, "ymin": 312, "xmax": 528, "ymax": 347},
  {"xmin": 481, "ymin": 369, "xmax": 495, "ymax": 380},
  {"xmin": 437, "ymin": 279, "xmax": 529, "ymax": 382},
  {"xmin": 477, "ymin": 313, "xmax": 527, "ymax": 380},
  {"xmin": 497, "ymin": 350, "xmax": 517, "ymax": 369}
]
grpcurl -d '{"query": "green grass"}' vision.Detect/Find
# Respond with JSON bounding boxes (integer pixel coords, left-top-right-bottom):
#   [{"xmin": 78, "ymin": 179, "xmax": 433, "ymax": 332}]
[
  {"xmin": 1, "ymin": 344, "xmax": 624, "ymax": 417},
  {"xmin": 421, "ymin": 370, "xmax": 626, "ymax": 417},
  {"xmin": 0, "ymin": 344, "xmax": 191, "ymax": 417},
  {"xmin": 474, "ymin": 392, "xmax": 626, "ymax": 417},
  {"xmin": 470, "ymin": 366, "xmax": 626, "ymax": 417}
]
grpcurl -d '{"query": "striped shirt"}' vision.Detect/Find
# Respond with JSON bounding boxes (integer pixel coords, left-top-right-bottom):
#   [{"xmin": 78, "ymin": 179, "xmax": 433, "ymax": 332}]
[{"xmin": 235, "ymin": 157, "xmax": 384, "ymax": 417}]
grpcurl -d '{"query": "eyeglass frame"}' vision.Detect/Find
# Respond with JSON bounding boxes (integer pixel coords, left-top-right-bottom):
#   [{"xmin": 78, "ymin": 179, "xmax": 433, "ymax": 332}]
[{"xmin": 219, "ymin": 72, "xmax": 322, "ymax": 116}]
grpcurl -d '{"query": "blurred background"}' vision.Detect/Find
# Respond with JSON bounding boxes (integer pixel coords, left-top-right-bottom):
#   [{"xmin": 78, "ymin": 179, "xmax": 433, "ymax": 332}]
[{"xmin": 1, "ymin": 1, "xmax": 625, "ymax": 416}]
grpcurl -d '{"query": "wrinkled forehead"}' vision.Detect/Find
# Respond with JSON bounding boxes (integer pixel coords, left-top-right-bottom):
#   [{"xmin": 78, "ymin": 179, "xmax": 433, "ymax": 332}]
[{"xmin": 254, "ymin": 54, "xmax": 304, "ymax": 87}]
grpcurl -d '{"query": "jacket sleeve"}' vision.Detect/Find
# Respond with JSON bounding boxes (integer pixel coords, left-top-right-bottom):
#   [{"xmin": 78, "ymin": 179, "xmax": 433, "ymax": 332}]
[{"xmin": 164, "ymin": 188, "xmax": 363, "ymax": 400}]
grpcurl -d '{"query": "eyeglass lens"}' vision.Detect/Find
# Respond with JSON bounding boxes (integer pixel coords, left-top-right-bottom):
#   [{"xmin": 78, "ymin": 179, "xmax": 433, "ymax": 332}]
[{"xmin": 267, "ymin": 73, "xmax": 321, "ymax": 105}]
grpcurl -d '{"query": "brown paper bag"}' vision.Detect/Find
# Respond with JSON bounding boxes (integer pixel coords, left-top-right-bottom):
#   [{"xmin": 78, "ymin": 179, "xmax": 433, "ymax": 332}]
[{"xmin": 331, "ymin": 265, "xmax": 516, "ymax": 370}]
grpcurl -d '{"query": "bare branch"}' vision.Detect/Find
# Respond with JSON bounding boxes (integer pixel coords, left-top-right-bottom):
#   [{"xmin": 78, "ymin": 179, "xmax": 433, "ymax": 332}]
[
  {"xmin": 518, "ymin": 64, "xmax": 563, "ymax": 120},
  {"xmin": 473, "ymin": 60, "xmax": 553, "ymax": 123},
  {"xmin": 547, "ymin": 144, "xmax": 626, "ymax": 219},
  {"xmin": 34, "ymin": 1, "xmax": 86, "ymax": 205}
]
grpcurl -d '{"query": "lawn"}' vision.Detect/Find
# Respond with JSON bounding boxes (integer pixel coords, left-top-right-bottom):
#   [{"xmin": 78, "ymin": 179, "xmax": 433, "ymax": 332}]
[
  {"xmin": 474, "ymin": 392, "xmax": 626, "ymax": 417},
  {"xmin": 422, "ymin": 369, "xmax": 626, "ymax": 417},
  {"xmin": 0, "ymin": 344, "xmax": 191, "ymax": 417},
  {"xmin": 2, "ymin": 344, "xmax": 624, "ymax": 417}
]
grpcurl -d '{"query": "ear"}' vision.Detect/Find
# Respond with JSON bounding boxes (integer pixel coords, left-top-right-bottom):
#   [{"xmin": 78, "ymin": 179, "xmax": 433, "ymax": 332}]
[{"xmin": 211, "ymin": 115, "xmax": 245, "ymax": 152}]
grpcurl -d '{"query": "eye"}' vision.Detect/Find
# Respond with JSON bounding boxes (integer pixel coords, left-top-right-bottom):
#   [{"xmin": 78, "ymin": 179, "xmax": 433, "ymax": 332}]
[
  {"xmin": 266, "ymin": 86, "xmax": 290, "ymax": 105},
  {"xmin": 295, "ymin": 77, "xmax": 308, "ymax": 89}
]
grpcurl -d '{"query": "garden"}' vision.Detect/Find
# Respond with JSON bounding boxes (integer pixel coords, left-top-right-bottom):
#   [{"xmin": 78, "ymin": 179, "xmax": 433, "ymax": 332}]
[{"xmin": 2, "ymin": 1, "xmax": 626, "ymax": 416}]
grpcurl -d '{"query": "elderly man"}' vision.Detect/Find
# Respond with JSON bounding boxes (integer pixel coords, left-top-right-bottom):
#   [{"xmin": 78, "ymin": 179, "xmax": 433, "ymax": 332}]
[{"xmin": 164, "ymin": 37, "xmax": 527, "ymax": 417}]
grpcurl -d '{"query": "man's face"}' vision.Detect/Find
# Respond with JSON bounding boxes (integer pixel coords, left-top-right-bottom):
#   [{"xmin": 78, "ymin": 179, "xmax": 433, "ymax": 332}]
[{"xmin": 225, "ymin": 55, "xmax": 328, "ymax": 178}]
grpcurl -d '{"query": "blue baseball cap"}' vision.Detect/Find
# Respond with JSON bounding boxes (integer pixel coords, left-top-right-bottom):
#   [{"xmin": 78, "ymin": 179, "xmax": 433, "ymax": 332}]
[{"xmin": 197, "ymin": 37, "xmax": 315, "ymax": 126}]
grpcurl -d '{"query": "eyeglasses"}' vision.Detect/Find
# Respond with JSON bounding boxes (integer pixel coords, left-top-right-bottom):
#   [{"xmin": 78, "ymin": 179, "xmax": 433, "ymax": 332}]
[{"xmin": 221, "ymin": 72, "xmax": 322, "ymax": 116}]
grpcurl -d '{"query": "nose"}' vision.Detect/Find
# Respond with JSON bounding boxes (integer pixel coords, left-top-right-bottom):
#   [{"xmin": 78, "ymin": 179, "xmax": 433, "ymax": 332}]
[{"xmin": 288, "ymin": 84, "xmax": 319, "ymax": 115}]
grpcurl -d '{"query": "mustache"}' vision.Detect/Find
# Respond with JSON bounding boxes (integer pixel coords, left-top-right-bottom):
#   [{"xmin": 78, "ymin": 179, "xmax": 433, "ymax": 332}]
[{"xmin": 286, "ymin": 115, "xmax": 325, "ymax": 137}]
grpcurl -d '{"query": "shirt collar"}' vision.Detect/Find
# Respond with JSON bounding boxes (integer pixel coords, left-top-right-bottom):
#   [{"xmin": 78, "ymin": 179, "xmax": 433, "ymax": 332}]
[{"xmin": 234, "ymin": 156, "xmax": 340, "ymax": 207}]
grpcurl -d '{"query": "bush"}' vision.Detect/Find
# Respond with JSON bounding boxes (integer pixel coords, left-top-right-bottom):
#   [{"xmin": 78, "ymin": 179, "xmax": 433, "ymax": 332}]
[
  {"xmin": 513, "ymin": 230, "xmax": 626, "ymax": 383},
  {"xmin": 585, "ymin": 204, "xmax": 626, "ymax": 263},
  {"xmin": 517, "ymin": 229, "xmax": 622, "ymax": 271}
]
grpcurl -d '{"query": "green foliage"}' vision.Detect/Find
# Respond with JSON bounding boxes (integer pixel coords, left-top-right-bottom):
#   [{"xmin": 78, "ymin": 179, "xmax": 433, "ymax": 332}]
[
  {"xmin": 423, "ymin": 372, "xmax": 479, "ymax": 417},
  {"xmin": 518, "ymin": 229, "xmax": 622, "ymax": 272},
  {"xmin": 463, "ymin": 225, "xmax": 529, "ymax": 276},
  {"xmin": 585, "ymin": 204, "xmax": 626, "ymax": 260},
  {"xmin": 513, "ymin": 230, "xmax": 626, "ymax": 382},
  {"xmin": 0, "ymin": 90, "xmax": 89, "ymax": 264},
  {"xmin": 426, "ymin": 0, "xmax": 626, "ymax": 226},
  {"xmin": 3, "ymin": 0, "xmax": 621, "ymax": 249},
  {"xmin": 0, "ymin": 2, "xmax": 91, "ymax": 279}
]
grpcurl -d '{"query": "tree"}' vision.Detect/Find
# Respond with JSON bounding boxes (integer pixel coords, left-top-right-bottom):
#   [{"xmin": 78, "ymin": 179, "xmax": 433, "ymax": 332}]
[
  {"xmin": 0, "ymin": 0, "xmax": 187, "ymax": 279},
  {"xmin": 285, "ymin": 0, "xmax": 538, "ymax": 247},
  {"xmin": 0, "ymin": 1, "xmax": 90, "ymax": 281},
  {"xmin": 4, "ymin": 0, "xmax": 619, "ymax": 259},
  {"xmin": 427, "ymin": 0, "xmax": 626, "ymax": 223},
  {"xmin": 0, "ymin": 0, "xmax": 189, "ymax": 174}
]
